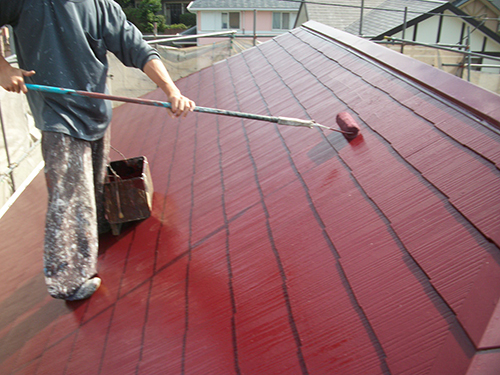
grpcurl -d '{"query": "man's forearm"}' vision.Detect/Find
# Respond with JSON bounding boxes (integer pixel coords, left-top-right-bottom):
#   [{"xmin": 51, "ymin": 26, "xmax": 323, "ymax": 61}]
[
  {"xmin": 142, "ymin": 57, "xmax": 195, "ymax": 118},
  {"xmin": 143, "ymin": 58, "xmax": 180, "ymax": 98}
]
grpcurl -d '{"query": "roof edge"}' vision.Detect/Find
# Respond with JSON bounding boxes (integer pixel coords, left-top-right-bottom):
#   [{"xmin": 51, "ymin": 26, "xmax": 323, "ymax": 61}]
[
  {"xmin": 189, "ymin": 8, "xmax": 299, "ymax": 11},
  {"xmin": 302, "ymin": 20, "xmax": 500, "ymax": 131}
]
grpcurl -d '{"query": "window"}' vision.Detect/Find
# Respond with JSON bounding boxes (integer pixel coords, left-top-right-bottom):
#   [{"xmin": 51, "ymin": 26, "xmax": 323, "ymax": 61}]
[
  {"xmin": 469, "ymin": 57, "xmax": 483, "ymax": 71},
  {"xmin": 222, "ymin": 12, "xmax": 240, "ymax": 29},
  {"xmin": 273, "ymin": 12, "xmax": 290, "ymax": 30}
]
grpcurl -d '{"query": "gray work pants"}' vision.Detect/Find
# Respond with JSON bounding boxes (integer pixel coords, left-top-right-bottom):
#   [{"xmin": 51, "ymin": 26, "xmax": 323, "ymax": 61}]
[{"xmin": 41, "ymin": 129, "xmax": 110, "ymax": 299}]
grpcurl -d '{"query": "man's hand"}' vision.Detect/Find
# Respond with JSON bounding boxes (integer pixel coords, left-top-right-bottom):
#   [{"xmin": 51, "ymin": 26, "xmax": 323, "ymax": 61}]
[
  {"xmin": 143, "ymin": 58, "xmax": 195, "ymax": 119},
  {"xmin": 167, "ymin": 90, "xmax": 195, "ymax": 119},
  {"xmin": 0, "ymin": 56, "xmax": 35, "ymax": 93}
]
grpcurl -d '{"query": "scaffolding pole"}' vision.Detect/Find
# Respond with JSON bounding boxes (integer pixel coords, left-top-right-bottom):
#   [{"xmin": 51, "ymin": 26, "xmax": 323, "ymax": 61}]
[
  {"xmin": 380, "ymin": 37, "xmax": 500, "ymax": 63},
  {"xmin": 0, "ymin": 103, "xmax": 14, "ymax": 192}
]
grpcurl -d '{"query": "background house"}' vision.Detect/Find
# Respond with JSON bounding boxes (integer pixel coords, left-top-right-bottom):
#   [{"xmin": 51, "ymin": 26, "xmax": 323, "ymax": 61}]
[
  {"xmin": 453, "ymin": 0, "xmax": 500, "ymax": 33},
  {"xmin": 159, "ymin": 0, "xmax": 192, "ymax": 25},
  {"xmin": 187, "ymin": 0, "xmax": 300, "ymax": 45}
]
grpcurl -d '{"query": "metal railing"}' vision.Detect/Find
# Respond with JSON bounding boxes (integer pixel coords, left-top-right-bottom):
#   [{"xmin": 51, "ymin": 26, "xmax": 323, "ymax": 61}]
[{"xmin": 377, "ymin": 31, "xmax": 500, "ymax": 81}]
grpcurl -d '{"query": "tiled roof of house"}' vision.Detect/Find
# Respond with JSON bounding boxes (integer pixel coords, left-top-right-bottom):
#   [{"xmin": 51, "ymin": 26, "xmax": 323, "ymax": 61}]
[
  {"xmin": 300, "ymin": 0, "xmax": 385, "ymax": 30},
  {"xmin": 347, "ymin": 0, "xmax": 500, "ymax": 43},
  {"xmin": 1, "ymin": 20, "xmax": 500, "ymax": 374},
  {"xmin": 344, "ymin": 0, "xmax": 447, "ymax": 36},
  {"xmin": 189, "ymin": 0, "xmax": 301, "ymax": 11},
  {"xmin": 299, "ymin": 0, "xmax": 447, "ymax": 34}
]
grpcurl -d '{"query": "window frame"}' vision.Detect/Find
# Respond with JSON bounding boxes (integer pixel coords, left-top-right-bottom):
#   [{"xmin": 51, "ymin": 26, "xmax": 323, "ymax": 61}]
[
  {"xmin": 272, "ymin": 12, "xmax": 291, "ymax": 30},
  {"xmin": 221, "ymin": 11, "xmax": 240, "ymax": 30}
]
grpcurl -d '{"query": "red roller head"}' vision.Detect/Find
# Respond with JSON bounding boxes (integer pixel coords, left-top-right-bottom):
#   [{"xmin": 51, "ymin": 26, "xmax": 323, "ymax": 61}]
[{"xmin": 336, "ymin": 112, "xmax": 360, "ymax": 140}]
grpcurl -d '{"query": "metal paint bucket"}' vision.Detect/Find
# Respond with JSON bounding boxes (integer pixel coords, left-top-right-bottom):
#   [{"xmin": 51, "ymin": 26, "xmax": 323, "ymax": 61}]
[{"xmin": 103, "ymin": 156, "xmax": 153, "ymax": 235}]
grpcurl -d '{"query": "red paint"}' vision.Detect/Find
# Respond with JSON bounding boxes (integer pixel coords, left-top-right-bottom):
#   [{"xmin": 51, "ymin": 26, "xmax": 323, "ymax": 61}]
[
  {"xmin": 99, "ymin": 282, "xmax": 150, "ymax": 374},
  {"xmin": 183, "ymin": 231, "xmax": 236, "ymax": 374},
  {"xmin": 136, "ymin": 258, "xmax": 188, "ymax": 375},
  {"xmin": 64, "ymin": 308, "xmax": 113, "ymax": 375},
  {"xmin": 266, "ymin": 180, "xmax": 386, "ymax": 374},
  {"xmin": 35, "ymin": 333, "xmax": 75, "ymax": 374},
  {"xmin": 229, "ymin": 206, "xmax": 305, "ymax": 374}
]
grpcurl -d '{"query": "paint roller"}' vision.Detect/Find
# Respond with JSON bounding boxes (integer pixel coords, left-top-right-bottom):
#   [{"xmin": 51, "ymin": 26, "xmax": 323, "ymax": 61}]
[
  {"xmin": 25, "ymin": 84, "xmax": 360, "ymax": 139},
  {"xmin": 336, "ymin": 112, "xmax": 360, "ymax": 140}
]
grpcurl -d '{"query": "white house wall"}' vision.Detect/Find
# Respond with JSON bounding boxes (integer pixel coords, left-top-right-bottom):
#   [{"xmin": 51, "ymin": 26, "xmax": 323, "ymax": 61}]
[
  {"xmin": 483, "ymin": 41, "xmax": 500, "ymax": 73},
  {"xmin": 439, "ymin": 11, "xmax": 465, "ymax": 45},
  {"xmin": 391, "ymin": 11, "xmax": 500, "ymax": 74},
  {"xmin": 415, "ymin": 17, "xmax": 441, "ymax": 44},
  {"xmin": 393, "ymin": 12, "xmax": 498, "ymax": 49}
]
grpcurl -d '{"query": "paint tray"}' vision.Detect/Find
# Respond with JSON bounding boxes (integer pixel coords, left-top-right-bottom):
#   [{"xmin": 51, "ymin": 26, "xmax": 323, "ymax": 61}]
[{"xmin": 103, "ymin": 156, "xmax": 153, "ymax": 235}]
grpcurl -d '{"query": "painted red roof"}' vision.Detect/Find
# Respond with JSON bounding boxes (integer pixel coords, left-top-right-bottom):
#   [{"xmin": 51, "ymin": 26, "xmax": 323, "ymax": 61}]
[{"xmin": 1, "ymin": 20, "xmax": 500, "ymax": 374}]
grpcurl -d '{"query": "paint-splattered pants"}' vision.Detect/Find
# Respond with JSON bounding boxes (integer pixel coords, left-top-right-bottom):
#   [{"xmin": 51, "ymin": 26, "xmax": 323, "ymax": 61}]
[{"xmin": 42, "ymin": 130, "xmax": 110, "ymax": 299}]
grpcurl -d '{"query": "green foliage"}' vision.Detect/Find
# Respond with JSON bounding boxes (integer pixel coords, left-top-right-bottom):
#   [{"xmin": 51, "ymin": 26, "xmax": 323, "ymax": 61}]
[
  {"xmin": 121, "ymin": 0, "xmax": 166, "ymax": 33},
  {"xmin": 179, "ymin": 13, "xmax": 196, "ymax": 27},
  {"xmin": 154, "ymin": 15, "xmax": 167, "ymax": 33},
  {"xmin": 123, "ymin": 7, "xmax": 141, "ymax": 29},
  {"xmin": 164, "ymin": 24, "xmax": 188, "ymax": 30},
  {"xmin": 138, "ymin": 0, "xmax": 161, "ymax": 19},
  {"xmin": 137, "ymin": 0, "xmax": 163, "ymax": 32},
  {"xmin": 119, "ymin": 1, "xmax": 194, "ymax": 33}
]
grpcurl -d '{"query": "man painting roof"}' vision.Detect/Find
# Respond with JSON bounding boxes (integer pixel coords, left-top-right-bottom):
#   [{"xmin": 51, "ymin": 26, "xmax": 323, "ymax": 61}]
[{"xmin": 0, "ymin": 0, "xmax": 195, "ymax": 300}]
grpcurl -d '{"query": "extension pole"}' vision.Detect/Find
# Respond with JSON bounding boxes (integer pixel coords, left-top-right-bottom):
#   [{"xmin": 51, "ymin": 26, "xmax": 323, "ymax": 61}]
[{"xmin": 25, "ymin": 84, "xmax": 354, "ymax": 134}]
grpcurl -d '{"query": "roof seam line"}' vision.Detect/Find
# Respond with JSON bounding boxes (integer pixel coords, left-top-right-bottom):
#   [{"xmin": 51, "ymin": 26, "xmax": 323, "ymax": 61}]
[
  {"xmin": 358, "ymin": 77, "xmax": 500, "ymax": 170},
  {"xmin": 135, "ymin": 107, "xmax": 178, "ymax": 374},
  {"xmin": 302, "ymin": 26, "xmax": 500, "ymax": 135},
  {"xmin": 291, "ymin": 29, "xmax": 500, "ymax": 254},
  {"xmin": 213, "ymin": 63, "xmax": 242, "ymax": 375},
  {"xmin": 252, "ymin": 35, "xmax": 393, "ymax": 371},
  {"xmin": 180, "ymin": 69, "xmax": 205, "ymax": 375},
  {"xmin": 225, "ymin": 58, "xmax": 310, "ymax": 375},
  {"xmin": 284, "ymin": 29, "xmax": 472, "ymax": 325}
]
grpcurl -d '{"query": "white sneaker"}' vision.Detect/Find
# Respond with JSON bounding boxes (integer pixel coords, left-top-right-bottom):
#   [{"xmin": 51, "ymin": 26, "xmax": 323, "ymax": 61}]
[{"xmin": 66, "ymin": 277, "xmax": 101, "ymax": 301}]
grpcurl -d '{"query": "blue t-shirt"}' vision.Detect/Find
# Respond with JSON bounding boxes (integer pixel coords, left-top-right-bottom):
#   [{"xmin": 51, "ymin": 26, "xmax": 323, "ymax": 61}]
[{"xmin": 1, "ymin": 0, "xmax": 160, "ymax": 140}]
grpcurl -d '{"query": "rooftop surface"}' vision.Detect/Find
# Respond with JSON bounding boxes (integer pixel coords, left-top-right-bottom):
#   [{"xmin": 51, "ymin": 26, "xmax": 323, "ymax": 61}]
[
  {"xmin": 343, "ymin": 0, "xmax": 447, "ymax": 37},
  {"xmin": 1, "ymin": 20, "xmax": 500, "ymax": 374},
  {"xmin": 188, "ymin": 0, "xmax": 300, "ymax": 11},
  {"xmin": 297, "ymin": 0, "xmax": 446, "ymax": 32}
]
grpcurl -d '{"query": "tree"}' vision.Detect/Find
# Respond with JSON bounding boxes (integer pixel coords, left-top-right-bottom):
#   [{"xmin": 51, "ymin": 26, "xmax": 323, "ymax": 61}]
[
  {"xmin": 120, "ymin": 0, "xmax": 166, "ymax": 33},
  {"xmin": 138, "ymin": 0, "xmax": 165, "ymax": 32}
]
